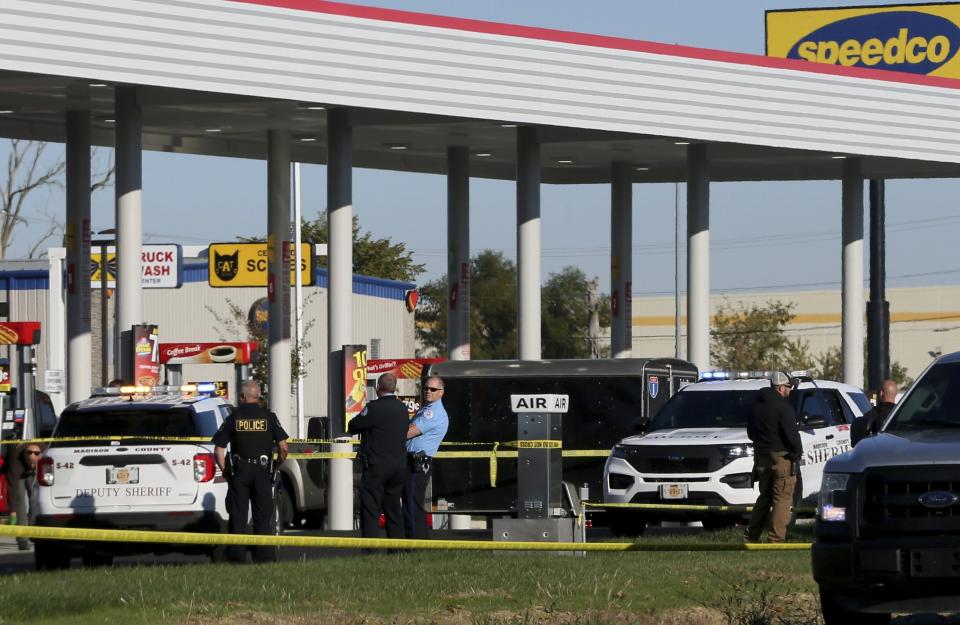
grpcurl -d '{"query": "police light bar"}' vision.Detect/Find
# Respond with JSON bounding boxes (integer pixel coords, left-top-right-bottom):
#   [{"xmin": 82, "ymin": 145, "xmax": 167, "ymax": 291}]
[
  {"xmin": 90, "ymin": 384, "xmax": 199, "ymax": 397},
  {"xmin": 699, "ymin": 370, "xmax": 804, "ymax": 382}
]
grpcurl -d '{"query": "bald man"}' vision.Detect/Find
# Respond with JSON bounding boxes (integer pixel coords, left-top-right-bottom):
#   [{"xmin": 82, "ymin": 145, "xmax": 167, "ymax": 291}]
[{"xmin": 852, "ymin": 379, "xmax": 898, "ymax": 447}]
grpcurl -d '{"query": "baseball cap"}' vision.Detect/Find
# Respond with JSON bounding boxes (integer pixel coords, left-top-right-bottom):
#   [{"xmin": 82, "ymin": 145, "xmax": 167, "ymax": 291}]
[{"xmin": 769, "ymin": 371, "xmax": 791, "ymax": 387}]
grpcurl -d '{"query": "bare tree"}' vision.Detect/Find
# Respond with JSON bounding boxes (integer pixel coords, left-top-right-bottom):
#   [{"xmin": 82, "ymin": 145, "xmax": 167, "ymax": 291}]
[{"xmin": 0, "ymin": 139, "xmax": 114, "ymax": 259}]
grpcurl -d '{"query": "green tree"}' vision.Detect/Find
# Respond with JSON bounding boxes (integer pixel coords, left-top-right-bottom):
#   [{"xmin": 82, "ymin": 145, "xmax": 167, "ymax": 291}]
[
  {"xmin": 301, "ymin": 213, "xmax": 424, "ymax": 282},
  {"xmin": 711, "ymin": 300, "xmax": 815, "ymax": 372},
  {"xmin": 815, "ymin": 346, "xmax": 913, "ymax": 389},
  {"xmin": 416, "ymin": 253, "xmax": 610, "ymax": 359},
  {"xmin": 542, "ymin": 267, "xmax": 611, "ymax": 358}
]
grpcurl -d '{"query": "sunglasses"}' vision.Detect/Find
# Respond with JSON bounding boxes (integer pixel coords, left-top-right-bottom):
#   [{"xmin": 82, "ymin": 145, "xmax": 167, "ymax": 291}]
[
  {"xmin": 425, "ymin": 386, "xmax": 443, "ymax": 393},
  {"xmin": 26, "ymin": 451, "xmax": 41, "ymax": 456}
]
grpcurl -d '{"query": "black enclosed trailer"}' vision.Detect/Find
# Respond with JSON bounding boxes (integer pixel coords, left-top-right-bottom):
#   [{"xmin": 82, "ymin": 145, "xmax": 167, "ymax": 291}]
[{"xmin": 423, "ymin": 358, "xmax": 698, "ymax": 513}]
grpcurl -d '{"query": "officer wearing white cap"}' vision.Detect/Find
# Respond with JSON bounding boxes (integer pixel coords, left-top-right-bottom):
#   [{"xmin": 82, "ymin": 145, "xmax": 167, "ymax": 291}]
[{"xmin": 744, "ymin": 371, "xmax": 802, "ymax": 543}]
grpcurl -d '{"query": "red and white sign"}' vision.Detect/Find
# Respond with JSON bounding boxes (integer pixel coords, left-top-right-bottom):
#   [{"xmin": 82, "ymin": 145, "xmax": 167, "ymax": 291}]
[
  {"xmin": 159, "ymin": 342, "xmax": 257, "ymax": 365},
  {"xmin": 366, "ymin": 358, "xmax": 444, "ymax": 379},
  {"xmin": 0, "ymin": 322, "xmax": 41, "ymax": 346}
]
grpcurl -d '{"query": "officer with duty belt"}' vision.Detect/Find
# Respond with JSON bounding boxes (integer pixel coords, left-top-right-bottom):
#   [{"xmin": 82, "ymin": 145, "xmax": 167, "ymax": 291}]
[
  {"xmin": 404, "ymin": 375, "xmax": 449, "ymax": 540},
  {"xmin": 213, "ymin": 379, "xmax": 289, "ymax": 563},
  {"xmin": 744, "ymin": 371, "xmax": 802, "ymax": 543},
  {"xmin": 347, "ymin": 372, "xmax": 408, "ymax": 539}
]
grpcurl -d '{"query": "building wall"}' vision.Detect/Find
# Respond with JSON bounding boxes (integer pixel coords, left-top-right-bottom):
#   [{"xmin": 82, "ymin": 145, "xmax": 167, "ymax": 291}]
[
  {"xmin": 631, "ymin": 285, "xmax": 960, "ymax": 382},
  {"xmin": 0, "ymin": 260, "xmax": 416, "ymax": 428}
]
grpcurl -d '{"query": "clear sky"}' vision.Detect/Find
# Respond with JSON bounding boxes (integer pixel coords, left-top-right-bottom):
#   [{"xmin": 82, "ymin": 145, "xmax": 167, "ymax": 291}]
[{"xmin": 8, "ymin": 0, "xmax": 960, "ymax": 298}]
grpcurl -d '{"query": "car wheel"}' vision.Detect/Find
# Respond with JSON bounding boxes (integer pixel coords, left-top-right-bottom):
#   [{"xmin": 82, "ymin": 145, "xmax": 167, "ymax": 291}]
[
  {"xmin": 34, "ymin": 540, "xmax": 70, "ymax": 571},
  {"xmin": 819, "ymin": 586, "xmax": 890, "ymax": 625},
  {"xmin": 607, "ymin": 512, "xmax": 647, "ymax": 537},
  {"xmin": 272, "ymin": 486, "xmax": 294, "ymax": 535},
  {"xmin": 81, "ymin": 552, "xmax": 114, "ymax": 567}
]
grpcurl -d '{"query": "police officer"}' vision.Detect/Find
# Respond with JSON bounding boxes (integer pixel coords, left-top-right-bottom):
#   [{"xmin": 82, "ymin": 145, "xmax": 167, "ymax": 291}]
[
  {"xmin": 347, "ymin": 372, "xmax": 408, "ymax": 539},
  {"xmin": 404, "ymin": 375, "xmax": 449, "ymax": 540},
  {"xmin": 213, "ymin": 379, "xmax": 289, "ymax": 563},
  {"xmin": 744, "ymin": 371, "xmax": 802, "ymax": 543},
  {"xmin": 851, "ymin": 379, "xmax": 898, "ymax": 447}
]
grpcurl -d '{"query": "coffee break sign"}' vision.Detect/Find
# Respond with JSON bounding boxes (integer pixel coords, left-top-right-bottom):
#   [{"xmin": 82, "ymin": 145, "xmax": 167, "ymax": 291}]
[
  {"xmin": 208, "ymin": 242, "xmax": 313, "ymax": 288},
  {"xmin": 158, "ymin": 342, "xmax": 257, "ymax": 365}
]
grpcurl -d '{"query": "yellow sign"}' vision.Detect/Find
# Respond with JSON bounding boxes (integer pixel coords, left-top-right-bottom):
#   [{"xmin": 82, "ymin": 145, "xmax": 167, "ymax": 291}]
[
  {"xmin": 208, "ymin": 242, "xmax": 313, "ymax": 288},
  {"xmin": 766, "ymin": 4, "xmax": 960, "ymax": 79}
]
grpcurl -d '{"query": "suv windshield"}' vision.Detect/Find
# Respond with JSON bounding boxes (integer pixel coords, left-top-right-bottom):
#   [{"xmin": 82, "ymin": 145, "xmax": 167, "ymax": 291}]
[
  {"xmin": 886, "ymin": 362, "xmax": 960, "ymax": 431},
  {"xmin": 52, "ymin": 408, "xmax": 209, "ymax": 445},
  {"xmin": 648, "ymin": 390, "xmax": 758, "ymax": 430}
]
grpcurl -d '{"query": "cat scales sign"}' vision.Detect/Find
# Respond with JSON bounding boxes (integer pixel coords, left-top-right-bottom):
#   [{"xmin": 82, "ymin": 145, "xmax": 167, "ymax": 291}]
[{"xmin": 208, "ymin": 242, "xmax": 314, "ymax": 287}]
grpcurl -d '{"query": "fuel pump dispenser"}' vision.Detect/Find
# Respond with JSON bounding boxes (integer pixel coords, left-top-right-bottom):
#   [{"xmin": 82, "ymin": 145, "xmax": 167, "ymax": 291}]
[
  {"xmin": 158, "ymin": 341, "xmax": 258, "ymax": 404},
  {"xmin": 0, "ymin": 322, "xmax": 42, "ymax": 442},
  {"xmin": 493, "ymin": 394, "xmax": 585, "ymax": 547}
]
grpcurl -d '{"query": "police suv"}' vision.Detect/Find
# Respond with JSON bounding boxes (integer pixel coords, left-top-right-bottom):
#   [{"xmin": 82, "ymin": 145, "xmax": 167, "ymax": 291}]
[
  {"xmin": 814, "ymin": 353, "xmax": 960, "ymax": 624},
  {"xmin": 31, "ymin": 385, "xmax": 231, "ymax": 569},
  {"xmin": 602, "ymin": 371, "xmax": 870, "ymax": 534}
]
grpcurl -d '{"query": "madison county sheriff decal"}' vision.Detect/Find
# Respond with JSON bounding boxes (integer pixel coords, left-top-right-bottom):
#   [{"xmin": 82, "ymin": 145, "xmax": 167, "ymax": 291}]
[{"xmin": 766, "ymin": 4, "xmax": 960, "ymax": 78}]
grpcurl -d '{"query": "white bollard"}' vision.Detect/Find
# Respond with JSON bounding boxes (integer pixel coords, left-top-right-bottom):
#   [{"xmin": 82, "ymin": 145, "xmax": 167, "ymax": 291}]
[{"xmin": 327, "ymin": 437, "xmax": 354, "ymax": 530}]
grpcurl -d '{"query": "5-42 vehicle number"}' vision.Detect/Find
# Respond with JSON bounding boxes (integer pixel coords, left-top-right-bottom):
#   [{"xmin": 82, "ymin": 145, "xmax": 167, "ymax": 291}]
[
  {"xmin": 170, "ymin": 459, "xmax": 190, "ymax": 466},
  {"xmin": 55, "ymin": 461, "xmax": 74, "ymax": 470}
]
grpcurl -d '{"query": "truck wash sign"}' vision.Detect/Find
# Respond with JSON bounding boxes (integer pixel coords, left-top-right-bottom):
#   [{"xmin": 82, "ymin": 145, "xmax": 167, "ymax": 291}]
[{"xmin": 766, "ymin": 3, "xmax": 960, "ymax": 78}]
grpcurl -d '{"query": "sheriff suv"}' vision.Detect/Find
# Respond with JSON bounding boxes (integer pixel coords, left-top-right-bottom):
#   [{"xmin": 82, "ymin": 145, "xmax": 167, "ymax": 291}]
[
  {"xmin": 31, "ymin": 386, "xmax": 232, "ymax": 569},
  {"xmin": 603, "ymin": 371, "xmax": 869, "ymax": 535},
  {"xmin": 814, "ymin": 354, "xmax": 960, "ymax": 624}
]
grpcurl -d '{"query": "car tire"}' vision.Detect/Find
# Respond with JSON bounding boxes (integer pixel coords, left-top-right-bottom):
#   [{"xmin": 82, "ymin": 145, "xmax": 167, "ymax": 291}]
[
  {"xmin": 34, "ymin": 540, "xmax": 70, "ymax": 571},
  {"xmin": 272, "ymin": 485, "xmax": 294, "ymax": 534},
  {"xmin": 607, "ymin": 512, "xmax": 647, "ymax": 537},
  {"xmin": 819, "ymin": 586, "xmax": 890, "ymax": 625},
  {"xmin": 81, "ymin": 552, "xmax": 114, "ymax": 568}
]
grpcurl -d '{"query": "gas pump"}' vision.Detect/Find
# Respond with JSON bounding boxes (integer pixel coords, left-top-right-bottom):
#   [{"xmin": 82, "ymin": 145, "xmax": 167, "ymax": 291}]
[
  {"xmin": 158, "ymin": 341, "xmax": 258, "ymax": 405},
  {"xmin": 0, "ymin": 322, "xmax": 42, "ymax": 442}
]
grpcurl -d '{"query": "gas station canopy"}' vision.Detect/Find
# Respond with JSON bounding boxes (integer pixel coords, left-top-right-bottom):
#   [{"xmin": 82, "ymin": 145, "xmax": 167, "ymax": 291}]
[{"xmin": 1, "ymin": 0, "xmax": 959, "ymax": 183}]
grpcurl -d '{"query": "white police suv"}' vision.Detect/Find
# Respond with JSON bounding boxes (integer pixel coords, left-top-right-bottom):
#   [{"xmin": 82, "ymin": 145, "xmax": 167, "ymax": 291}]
[
  {"xmin": 31, "ymin": 385, "xmax": 231, "ymax": 569},
  {"xmin": 603, "ymin": 371, "xmax": 870, "ymax": 535}
]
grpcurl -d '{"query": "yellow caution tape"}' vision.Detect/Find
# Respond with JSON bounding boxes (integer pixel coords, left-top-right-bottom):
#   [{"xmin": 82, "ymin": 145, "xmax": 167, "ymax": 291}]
[
  {"xmin": 0, "ymin": 524, "xmax": 811, "ymax": 552},
  {"xmin": 503, "ymin": 440, "xmax": 562, "ymax": 449}
]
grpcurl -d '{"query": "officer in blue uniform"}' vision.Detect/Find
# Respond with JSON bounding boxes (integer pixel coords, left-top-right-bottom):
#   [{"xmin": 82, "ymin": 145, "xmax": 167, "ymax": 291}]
[
  {"xmin": 213, "ymin": 379, "xmax": 288, "ymax": 563},
  {"xmin": 404, "ymin": 375, "xmax": 449, "ymax": 540}
]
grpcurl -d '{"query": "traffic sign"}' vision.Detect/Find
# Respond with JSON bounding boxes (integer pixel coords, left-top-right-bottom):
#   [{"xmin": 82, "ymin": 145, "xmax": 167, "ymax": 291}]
[
  {"xmin": 90, "ymin": 244, "xmax": 183, "ymax": 288},
  {"xmin": 208, "ymin": 242, "xmax": 313, "ymax": 288}
]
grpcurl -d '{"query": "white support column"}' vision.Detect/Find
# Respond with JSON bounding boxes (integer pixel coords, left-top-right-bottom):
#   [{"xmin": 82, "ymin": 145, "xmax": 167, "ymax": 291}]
[
  {"xmin": 326, "ymin": 108, "xmax": 353, "ymax": 531},
  {"xmin": 65, "ymin": 110, "xmax": 91, "ymax": 404},
  {"xmin": 447, "ymin": 146, "xmax": 470, "ymax": 360},
  {"xmin": 842, "ymin": 159, "xmax": 865, "ymax": 389},
  {"xmin": 47, "ymin": 247, "xmax": 66, "ymax": 414},
  {"xmin": 686, "ymin": 144, "xmax": 710, "ymax": 372},
  {"xmin": 611, "ymin": 162, "xmax": 633, "ymax": 358},
  {"xmin": 114, "ymin": 86, "xmax": 143, "ymax": 381},
  {"xmin": 516, "ymin": 127, "xmax": 541, "ymax": 360},
  {"xmin": 267, "ymin": 130, "xmax": 292, "ymax": 432}
]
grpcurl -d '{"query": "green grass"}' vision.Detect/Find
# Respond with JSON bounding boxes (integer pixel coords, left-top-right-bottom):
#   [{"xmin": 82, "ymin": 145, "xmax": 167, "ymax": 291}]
[{"xmin": 0, "ymin": 530, "xmax": 818, "ymax": 625}]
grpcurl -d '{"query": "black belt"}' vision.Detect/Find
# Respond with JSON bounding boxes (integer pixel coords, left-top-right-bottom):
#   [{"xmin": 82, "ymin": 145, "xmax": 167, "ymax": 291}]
[{"xmin": 232, "ymin": 453, "xmax": 270, "ymax": 467}]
